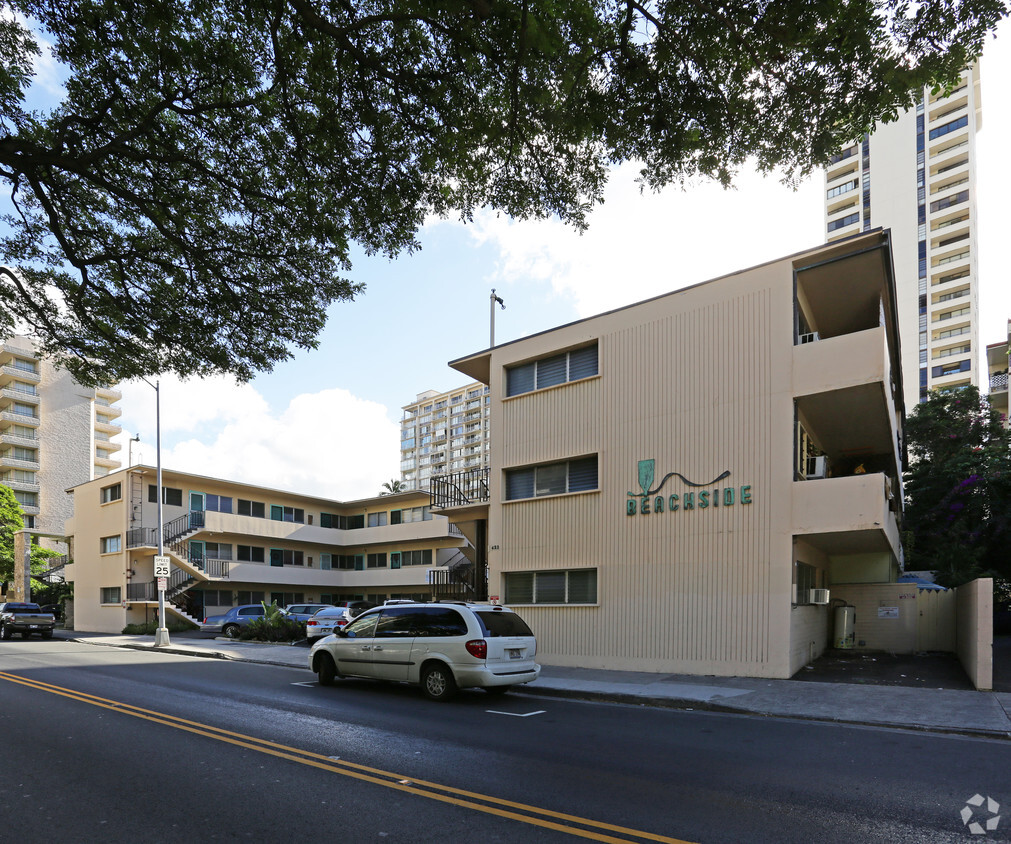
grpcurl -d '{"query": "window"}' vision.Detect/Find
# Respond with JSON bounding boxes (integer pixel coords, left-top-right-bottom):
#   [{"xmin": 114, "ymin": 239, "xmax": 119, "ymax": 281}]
[
  {"xmin": 237, "ymin": 591, "xmax": 265, "ymax": 604},
  {"xmin": 504, "ymin": 569, "xmax": 597, "ymax": 604},
  {"xmin": 269, "ymin": 548, "xmax": 304, "ymax": 566},
  {"xmin": 270, "ymin": 505, "xmax": 304, "ymax": 523},
  {"xmin": 100, "ymin": 535, "xmax": 121, "ymax": 554},
  {"xmin": 204, "ymin": 542, "xmax": 232, "ymax": 561},
  {"xmin": 367, "ymin": 512, "xmax": 388, "ymax": 527},
  {"xmin": 320, "ymin": 553, "xmax": 332, "ymax": 570},
  {"xmin": 827, "ymin": 212, "xmax": 859, "ymax": 232},
  {"xmin": 929, "ymin": 189, "xmax": 969, "ymax": 214},
  {"xmin": 400, "ymin": 549, "xmax": 433, "ymax": 566},
  {"xmin": 826, "ymin": 179, "xmax": 858, "ymax": 199},
  {"xmin": 205, "ymin": 494, "xmax": 233, "ymax": 513},
  {"xmin": 505, "ymin": 456, "xmax": 598, "ymax": 500},
  {"xmin": 928, "ymin": 114, "xmax": 968, "ymax": 140},
  {"xmin": 237, "ymin": 499, "xmax": 265, "ymax": 518},
  {"xmin": 506, "ymin": 344, "xmax": 598, "ymax": 397},
  {"xmin": 367, "ymin": 553, "xmax": 387, "ymax": 568},
  {"xmin": 794, "ymin": 562, "xmax": 817, "ymax": 605},
  {"xmin": 344, "ymin": 514, "xmax": 365, "ymax": 530},
  {"xmin": 200, "ymin": 590, "xmax": 233, "ymax": 607},
  {"xmin": 13, "ymin": 490, "xmax": 37, "ymax": 508},
  {"xmin": 100, "ymin": 483, "xmax": 122, "ymax": 504},
  {"xmin": 237, "ymin": 545, "xmax": 265, "ymax": 563},
  {"xmin": 148, "ymin": 485, "xmax": 183, "ymax": 507},
  {"xmin": 100, "ymin": 587, "xmax": 121, "ymax": 604}
]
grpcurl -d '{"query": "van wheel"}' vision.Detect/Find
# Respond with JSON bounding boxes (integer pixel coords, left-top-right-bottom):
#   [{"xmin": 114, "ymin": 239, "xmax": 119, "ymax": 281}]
[
  {"xmin": 223, "ymin": 624, "xmax": 240, "ymax": 639},
  {"xmin": 317, "ymin": 653, "xmax": 337, "ymax": 686},
  {"xmin": 421, "ymin": 664, "xmax": 457, "ymax": 702}
]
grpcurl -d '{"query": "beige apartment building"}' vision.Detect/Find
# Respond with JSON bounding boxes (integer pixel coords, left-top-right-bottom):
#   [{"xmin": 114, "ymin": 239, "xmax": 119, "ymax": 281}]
[
  {"xmin": 400, "ymin": 383, "xmax": 491, "ymax": 489},
  {"xmin": 1, "ymin": 335, "xmax": 122, "ymax": 539},
  {"xmin": 65, "ymin": 467, "xmax": 468, "ymax": 633},
  {"xmin": 434, "ymin": 232, "xmax": 906, "ymax": 679},
  {"xmin": 824, "ymin": 67, "xmax": 981, "ymax": 410}
]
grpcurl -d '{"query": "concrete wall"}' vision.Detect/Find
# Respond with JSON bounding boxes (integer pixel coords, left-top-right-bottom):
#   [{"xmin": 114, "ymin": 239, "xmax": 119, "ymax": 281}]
[
  {"xmin": 829, "ymin": 583, "xmax": 920, "ymax": 653},
  {"xmin": 955, "ymin": 577, "xmax": 993, "ymax": 691}
]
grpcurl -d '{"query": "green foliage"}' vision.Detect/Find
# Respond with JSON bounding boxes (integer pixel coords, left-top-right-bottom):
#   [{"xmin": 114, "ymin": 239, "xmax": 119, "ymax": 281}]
[
  {"xmin": 1, "ymin": 1, "xmax": 1007, "ymax": 385},
  {"xmin": 903, "ymin": 387, "xmax": 1011, "ymax": 587},
  {"xmin": 0, "ymin": 484, "xmax": 21, "ymax": 583},
  {"xmin": 239, "ymin": 613, "xmax": 305, "ymax": 642},
  {"xmin": 380, "ymin": 479, "xmax": 406, "ymax": 495}
]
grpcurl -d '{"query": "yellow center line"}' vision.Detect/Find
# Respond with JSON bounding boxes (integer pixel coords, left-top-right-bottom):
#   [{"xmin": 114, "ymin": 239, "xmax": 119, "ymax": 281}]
[{"xmin": 0, "ymin": 670, "xmax": 694, "ymax": 844}]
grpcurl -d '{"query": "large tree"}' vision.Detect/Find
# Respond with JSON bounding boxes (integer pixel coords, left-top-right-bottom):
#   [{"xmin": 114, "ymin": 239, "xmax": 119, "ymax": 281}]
[
  {"xmin": 903, "ymin": 387, "xmax": 1011, "ymax": 588},
  {"xmin": 0, "ymin": 483, "xmax": 59, "ymax": 591},
  {"xmin": 1, "ymin": 0, "xmax": 1007, "ymax": 385}
]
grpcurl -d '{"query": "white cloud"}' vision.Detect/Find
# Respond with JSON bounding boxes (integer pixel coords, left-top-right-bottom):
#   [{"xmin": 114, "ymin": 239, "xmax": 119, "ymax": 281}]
[
  {"xmin": 115, "ymin": 375, "xmax": 400, "ymax": 500},
  {"xmin": 465, "ymin": 160, "xmax": 825, "ymax": 318}
]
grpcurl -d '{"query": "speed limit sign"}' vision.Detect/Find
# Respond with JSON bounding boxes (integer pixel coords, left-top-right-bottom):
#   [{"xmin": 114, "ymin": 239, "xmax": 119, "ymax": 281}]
[{"xmin": 154, "ymin": 555, "xmax": 171, "ymax": 577}]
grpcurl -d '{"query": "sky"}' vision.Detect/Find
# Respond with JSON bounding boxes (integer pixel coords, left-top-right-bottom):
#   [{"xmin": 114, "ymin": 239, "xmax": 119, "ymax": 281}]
[{"xmin": 12, "ymin": 13, "xmax": 1011, "ymax": 501}]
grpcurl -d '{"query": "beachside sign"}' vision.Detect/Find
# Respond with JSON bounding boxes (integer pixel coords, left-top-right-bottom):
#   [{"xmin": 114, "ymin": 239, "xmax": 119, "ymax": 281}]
[{"xmin": 626, "ymin": 458, "xmax": 752, "ymax": 516}]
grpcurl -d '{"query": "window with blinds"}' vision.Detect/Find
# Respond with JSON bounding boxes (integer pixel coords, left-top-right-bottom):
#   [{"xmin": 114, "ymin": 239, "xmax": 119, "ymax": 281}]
[
  {"xmin": 504, "ymin": 569, "xmax": 597, "ymax": 604},
  {"xmin": 505, "ymin": 456, "xmax": 598, "ymax": 500},
  {"xmin": 506, "ymin": 344, "xmax": 598, "ymax": 397}
]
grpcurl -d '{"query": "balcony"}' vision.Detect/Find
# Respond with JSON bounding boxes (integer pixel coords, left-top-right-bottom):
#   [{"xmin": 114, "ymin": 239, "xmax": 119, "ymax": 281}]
[
  {"xmin": 0, "ymin": 387, "xmax": 39, "ymax": 406},
  {"xmin": 0, "ymin": 455, "xmax": 40, "ymax": 471},
  {"xmin": 2, "ymin": 479, "xmax": 40, "ymax": 493},
  {"xmin": 792, "ymin": 473, "xmax": 900, "ymax": 559},
  {"xmin": 990, "ymin": 371, "xmax": 1008, "ymax": 394},
  {"xmin": 0, "ymin": 430, "xmax": 37, "ymax": 447},
  {"xmin": 94, "ymin": 401, "xmax": 123, "ymax": 419},
  {"xmin": 430, "ymin": 467, "xmax": 490, "ymax": 520},
  {"xmin": 0, "ymin": 364, "xmax": 40, "ymax": 387},
  {"xmin": 0, "ymin": 410, "xmax": 39, "ymax": 426}
]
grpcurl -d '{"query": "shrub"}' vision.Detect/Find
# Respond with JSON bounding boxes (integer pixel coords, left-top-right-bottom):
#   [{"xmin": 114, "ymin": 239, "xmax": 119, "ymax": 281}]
[
  {"xmin": 122, "ymin": 618, "xmax": 198, "ymax": 635},
  {"xmin": 239, "ymin": 614, "xmax": 304, "ymax": 642}
]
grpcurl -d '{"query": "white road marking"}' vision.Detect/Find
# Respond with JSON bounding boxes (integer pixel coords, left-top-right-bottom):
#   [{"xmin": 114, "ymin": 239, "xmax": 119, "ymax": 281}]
[
  {"xmin": 291, "ymin": 681, "xmax": 317, "ymax": 687},
  {"xmin": 486, "ymin": 709, "xmax": 545, "ymax": 717}
]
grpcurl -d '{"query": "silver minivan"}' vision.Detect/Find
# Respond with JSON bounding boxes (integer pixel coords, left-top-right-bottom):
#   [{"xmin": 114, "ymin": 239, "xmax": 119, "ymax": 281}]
[{"xmin": 308, "ymin": 601, "xmax": 540, "ymax": 701}]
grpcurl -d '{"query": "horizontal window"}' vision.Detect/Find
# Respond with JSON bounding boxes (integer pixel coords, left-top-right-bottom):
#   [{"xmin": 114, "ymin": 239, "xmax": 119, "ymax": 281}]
[
  {"xmin": 929, "ymin": 189, "xmax": 969, "ymax": 213},
  {"xmin": 928, "ymin": 114, "xmax": 968, "ymax": 140},
  {"xmin": 100, "ymin": 535, "xmax": 121, "ymax": 554},
  {"xmin": 148, "ymin": 485, "xmax": 183, "ymax": 507},
  {"xmin": 505, "ymin": 456, "xmax": 598, "ymax": 500},
  {"xmin": 100, "ymin": 587, "xmax": 121, "ymax": 604},
  {"xmin": 13, "ymin": 490, "xmax": 36, "ymax": 507},
  {"xmin": 504, "ymin": 569, "xmax": 597, "ymax": 605},
  {"xmin": 203, "ymin": 542, "xmax": 232, "ymax": 561},
  {"xmin": 932, "ymin": 359, "xmax": 972, "ymax": 378},
  {"xmin": 269, "ymin": 548, "xmax": 304, "ymax": 566},
  {"xmin": 205, "ymin": 494, "xmax": 232, "ymax": 514},
  {"xmin": 400, "ymin": 549, "xmax": 433, "ymax": 567},
  {"xmin": 506, "ymin": 344, "xmax": 598, "ymax": 397},
  {"xmin": 237, "ymin": 591, "xmax": 265, "ymax": 605},
  {"xmin": 237, "ymin": 499, "xmax": 265, "ymax": 518},
  {"xmin": 827, "ymin": 212, "xmax": 859, "ymax": 232},
  {"xmin": 367, "ymin": 512, "xmax": 388, "ymax": 527},
  {"xmin": 100, "ymin": 483, "xmax": 122, "ymax": 504},
  {"xmin": 199, "ymin": 589, "xmax": 233, "ymax": 607},
  {"xmin": 826, "ymin": 179, "xmax": 858, "ymax": 199},
  {"xmin": 237, "ymin": 545, "xmax": 265, "ymax": 563},
  {"xmin": 366, "ymin": 552, "xmax": 387, "ymax": 568}
]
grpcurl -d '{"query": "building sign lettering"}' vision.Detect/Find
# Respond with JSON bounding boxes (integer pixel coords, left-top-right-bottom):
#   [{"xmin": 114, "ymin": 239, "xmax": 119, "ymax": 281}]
[{"xmin": 626, "ymin": 459, "xmax": 753, "ymax": 516}]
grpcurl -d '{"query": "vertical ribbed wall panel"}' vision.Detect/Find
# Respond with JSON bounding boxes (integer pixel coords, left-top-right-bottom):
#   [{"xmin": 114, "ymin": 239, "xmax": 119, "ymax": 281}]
[{"xmin": 494, "ymin": 283, "xmax": 781, "ymax": 675}]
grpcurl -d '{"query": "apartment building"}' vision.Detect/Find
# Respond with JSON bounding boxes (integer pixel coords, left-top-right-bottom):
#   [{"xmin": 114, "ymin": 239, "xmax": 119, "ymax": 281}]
[
  {"xmin": 434, "ymin": 232, "xmax": 908, "ymax": 679},
  {"xmin": 64, "ymin": 466, "xmax": 468, "ymax": 633},
  {"xmin": 986, "ymin": 318, "xmax": 1009, "ymax": 426},
  {"xmin": 400, "ymin": 383, "xmax": 491, "ymax": 489},
  {"xmin": 824, "ymin": 66, "xmax": 981, "ymax": 410},
  {"xmin": 1, "ymin": 335, "xmax": 122, "ymax": 537}
]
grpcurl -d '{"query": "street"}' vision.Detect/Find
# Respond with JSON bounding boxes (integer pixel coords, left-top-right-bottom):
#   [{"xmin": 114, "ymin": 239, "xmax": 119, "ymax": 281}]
[{"xmin": 1, "ymin": 638, "xmax": 1009, "ymax": 843}]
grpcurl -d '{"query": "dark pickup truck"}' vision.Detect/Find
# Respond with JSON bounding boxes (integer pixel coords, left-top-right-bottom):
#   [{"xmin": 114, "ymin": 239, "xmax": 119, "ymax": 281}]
[{"xmin": 0, "ymin": 602, "xmax": 56, "ymax": 639}]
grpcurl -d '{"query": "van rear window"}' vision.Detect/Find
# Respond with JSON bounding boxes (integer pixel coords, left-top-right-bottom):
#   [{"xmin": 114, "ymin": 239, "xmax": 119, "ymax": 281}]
[{"xmin": 476, "ymin": 611, "xmax": 533, "ymax": 637}]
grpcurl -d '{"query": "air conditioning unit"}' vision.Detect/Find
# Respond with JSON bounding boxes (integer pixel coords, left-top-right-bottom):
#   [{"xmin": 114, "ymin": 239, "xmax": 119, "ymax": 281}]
[
  {"xmin": 799, "ymin": 331, "xmax": 821, "ymax": 344},
  {"xmin": 806, "ymin": 455, "xmax": 827, "ymax": 479},
  {"xmin": 810, "ymin": 589, "xmax": 831, "ymax": 605}
]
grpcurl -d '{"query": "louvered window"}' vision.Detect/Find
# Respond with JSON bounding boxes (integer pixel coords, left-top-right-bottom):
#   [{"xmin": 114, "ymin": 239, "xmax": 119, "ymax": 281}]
[{"xmin": 506, "ymin": 344, "xmax": 599, "ymax": 396}]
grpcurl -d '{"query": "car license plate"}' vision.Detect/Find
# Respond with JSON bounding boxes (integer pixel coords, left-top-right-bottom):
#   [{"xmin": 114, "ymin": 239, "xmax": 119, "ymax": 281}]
[
  {"xmin": 509, "ymin": 649, "xmax": 522, "ymax": 659},
  {"xmin": 30, "ymin": 624, "xmax": 38, "ymax": 629}
]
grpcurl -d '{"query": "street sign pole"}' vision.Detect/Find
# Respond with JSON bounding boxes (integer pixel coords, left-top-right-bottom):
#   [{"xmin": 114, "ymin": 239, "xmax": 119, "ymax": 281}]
[{"xmin": 153, "ymin": 380, "xmax": 171, "ymax": 647}]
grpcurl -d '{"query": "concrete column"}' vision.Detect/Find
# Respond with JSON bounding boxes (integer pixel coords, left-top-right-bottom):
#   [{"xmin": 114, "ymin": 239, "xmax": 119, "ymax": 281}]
[{"xmin": 12, "ymin": 530, "xmax": 30, "ymax": 602}]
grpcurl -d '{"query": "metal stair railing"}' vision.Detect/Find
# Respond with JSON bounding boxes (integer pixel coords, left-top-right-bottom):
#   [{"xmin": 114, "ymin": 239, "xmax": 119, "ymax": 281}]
[{"xmin": 430, "ymin": 468, "xmax": 490, "ymax": 509}]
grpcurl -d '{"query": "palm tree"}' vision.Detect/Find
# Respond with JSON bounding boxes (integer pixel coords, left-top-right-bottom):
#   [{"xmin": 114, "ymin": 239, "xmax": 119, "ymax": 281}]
[{"xmin": 380, "ymin": 478, "xmax": 406, "ymax": 496}]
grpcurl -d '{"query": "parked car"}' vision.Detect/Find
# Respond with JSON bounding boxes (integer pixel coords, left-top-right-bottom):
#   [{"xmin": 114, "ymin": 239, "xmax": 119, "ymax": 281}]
[
  {"xmin": 305, "ymin": 606, "xmax": 351, "ymax": 642},
  {"xmin": 337, "ymin": 600, "xmax": 377, "ymax": 621},
  {"xmin": 308, "ymin": 601, "xmax": 540, "ymax": 701},
  {"xmin": 281, "ymin": 603, "xmax": 334, "ymax": 623},
  {"xmin": 201, "ymin": 604, "xmax": 266, "ymax": 638}
]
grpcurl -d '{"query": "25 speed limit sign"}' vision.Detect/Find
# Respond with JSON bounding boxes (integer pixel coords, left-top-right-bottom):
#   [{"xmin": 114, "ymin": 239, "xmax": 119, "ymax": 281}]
[{"xmin": 154, "ymin": 556, "xmax": 171, "ymax": 578}]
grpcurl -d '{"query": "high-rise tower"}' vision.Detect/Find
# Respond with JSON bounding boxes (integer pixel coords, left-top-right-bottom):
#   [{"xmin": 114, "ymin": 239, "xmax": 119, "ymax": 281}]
[{"xmin": 824, "ymin": 66, "xmax": 981, "ymax": 410}]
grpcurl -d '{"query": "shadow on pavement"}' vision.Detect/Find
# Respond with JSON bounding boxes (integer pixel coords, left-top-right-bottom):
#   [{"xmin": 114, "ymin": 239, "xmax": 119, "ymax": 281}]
[{"xmin": 793, "ymin": 649, "xmax": 975, "ymax": 690}]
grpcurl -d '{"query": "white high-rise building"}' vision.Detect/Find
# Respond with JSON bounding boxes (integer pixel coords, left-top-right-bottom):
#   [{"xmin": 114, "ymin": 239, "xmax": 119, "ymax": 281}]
[
  {"xmin": 824, "ymin": 66, "xmax": 981, "ymax": 409},
  {"xmin": 400, "ymin": 383, "xmax": 490, "ymax": 489},
  {"xmin": 0, "ymin": 335, "xmax": 122, "ymax": 537}
]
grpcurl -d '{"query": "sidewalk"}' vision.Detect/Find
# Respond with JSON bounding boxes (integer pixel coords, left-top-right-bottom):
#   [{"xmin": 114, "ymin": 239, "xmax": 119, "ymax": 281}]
[{"xmin": 66, "ymin": 632, "xmax": 1011, "ymax": 740}]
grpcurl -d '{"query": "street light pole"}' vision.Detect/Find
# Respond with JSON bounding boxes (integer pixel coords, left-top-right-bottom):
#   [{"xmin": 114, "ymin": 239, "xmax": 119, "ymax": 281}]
[
  {"xmin": 490, "ymin": 289, "xmax": 505, "ymax": 347},
  {"xmin": 148, "ymin": 378, "xmax": 170, "ymax": 647}
]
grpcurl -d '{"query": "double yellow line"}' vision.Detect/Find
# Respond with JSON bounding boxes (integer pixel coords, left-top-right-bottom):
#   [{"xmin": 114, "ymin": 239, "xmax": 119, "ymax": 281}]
[{"xmin": 0, "ymin": 670, "xmax": 693, "ymax": 844}]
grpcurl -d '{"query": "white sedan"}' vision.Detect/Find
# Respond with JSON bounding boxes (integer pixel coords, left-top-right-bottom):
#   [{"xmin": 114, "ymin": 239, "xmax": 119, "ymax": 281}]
[{"xmin": 305, "ymin": 606, "xmax": 349, "ymax": 642}]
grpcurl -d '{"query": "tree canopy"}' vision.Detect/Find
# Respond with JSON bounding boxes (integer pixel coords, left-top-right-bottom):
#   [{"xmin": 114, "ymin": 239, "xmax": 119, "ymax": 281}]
[
  {"xmin": 903, "ymin": 387, "xmax": 1011, "ymax": 588},
  {"xmin": 1, "ymin": 0, "xmax": 1008, "ymax": 385},
  {"xmin": 0, "ymin": 483, "xmax": 58, "ymax": 590}
]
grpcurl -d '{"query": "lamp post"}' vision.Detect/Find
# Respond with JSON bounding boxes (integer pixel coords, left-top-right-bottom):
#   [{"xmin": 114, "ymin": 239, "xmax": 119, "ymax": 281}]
[
  {"xmin": 490, "ymin": 289, "xmax": 505, "ymax": 347},
  {"xmin": 142, "ymin": 378, "xmax": 170, "ymax": 647}
]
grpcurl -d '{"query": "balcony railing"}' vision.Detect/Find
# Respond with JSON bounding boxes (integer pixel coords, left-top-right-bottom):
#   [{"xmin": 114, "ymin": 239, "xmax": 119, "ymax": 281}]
[
  {"xmin": 991, "ymin": 372, "xmax": 1009, "ymax": 393},
  {"xmin": 431, "ymin": 467, "xmax": 490, "ymax": 509}
]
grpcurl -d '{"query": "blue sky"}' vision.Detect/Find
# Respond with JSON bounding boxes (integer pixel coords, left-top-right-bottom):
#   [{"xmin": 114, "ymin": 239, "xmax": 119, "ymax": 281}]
[{"xmin": 9, "ymin": 11, "xmax": 1011, "ymax": 500}]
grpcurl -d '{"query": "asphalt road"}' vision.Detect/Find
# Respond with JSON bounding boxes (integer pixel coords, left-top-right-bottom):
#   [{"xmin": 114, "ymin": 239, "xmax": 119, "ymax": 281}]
[{"xmin": 2, "ymin": 639, "xmax": 1010, "ymax": 843}]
